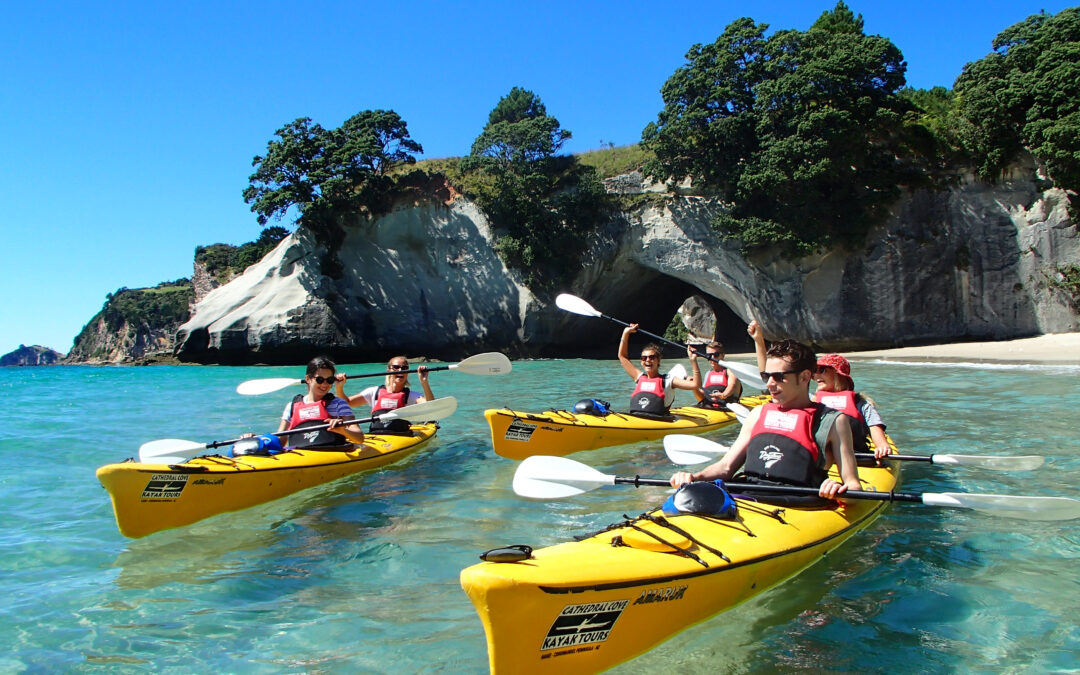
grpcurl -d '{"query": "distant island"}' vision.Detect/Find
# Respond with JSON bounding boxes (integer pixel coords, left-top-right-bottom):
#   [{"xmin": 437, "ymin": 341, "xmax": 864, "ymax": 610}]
[{"xmin": 1, "ymin": 345, "xmax": 64, "ymax": 367}]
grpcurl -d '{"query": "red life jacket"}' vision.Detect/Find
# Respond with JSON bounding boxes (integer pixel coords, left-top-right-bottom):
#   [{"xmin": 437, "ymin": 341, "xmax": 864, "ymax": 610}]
[
  {"xmin": 373, "ymin": 385, "xmax": 410, "ymax": 415},
  {"xmin": 814, "ymin": 390, "xmax": 871, "ymax": 451},
  {"xmin": 369, "ymin": 385, "xmax": 414, "ymax": 433},
  {"xmin": 630, "ymin": 373, "xmax": 668, "ymax": 415},
  {"xmin": 287, "ymin": 394, "xmax": 346, "ymax": 447},
  {"xmin": 742, "ymin": 402, "xmax": 829, "ymax": 487}
]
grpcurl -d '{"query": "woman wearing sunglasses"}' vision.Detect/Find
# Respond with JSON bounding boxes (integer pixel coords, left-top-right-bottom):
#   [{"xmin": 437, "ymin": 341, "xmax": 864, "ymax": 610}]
[
  {"xmin": 749, "ymin": 321, "xmax": 890, "ymax": 461},
  {"xmin": 335, "ymin": 355, "xmax": 435, "ymax": 433},
  {"xmin": 276, "ymin": 356, "xmax": 365, "ymax": 447},
  {"xmin": 618, "ymin": 323, "xmax": 701, "ymax": 416}
]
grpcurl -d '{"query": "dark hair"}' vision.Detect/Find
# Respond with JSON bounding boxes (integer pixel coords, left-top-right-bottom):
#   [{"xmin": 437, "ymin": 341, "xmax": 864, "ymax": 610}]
[
  {"xmin": 765, "ymin": 339, "xmax": 816, "ymax": 375},
  {"xmin": 640, "ymin": 342, "xmax": 663, "ymax": 358},
  {"xmin": 706, "ymin": 341, "xmax": 724, "ymax": 353},
  {"xmin": 306, "ymin": 356, "xmax": 336, "ymax": 377}
]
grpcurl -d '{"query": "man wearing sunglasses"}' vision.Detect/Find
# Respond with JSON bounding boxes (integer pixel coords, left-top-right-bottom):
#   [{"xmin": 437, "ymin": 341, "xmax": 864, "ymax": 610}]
[
  {"xmin": 670, "ymin": 339, "xmax": 861, "ymax": 501},
  {"xmin": 275, "ymin": 356, "xmax": 365, "ymax": 447},
  {"xmin": 618, "ymin": 323, "xmax": 701, "ymax": 416}
]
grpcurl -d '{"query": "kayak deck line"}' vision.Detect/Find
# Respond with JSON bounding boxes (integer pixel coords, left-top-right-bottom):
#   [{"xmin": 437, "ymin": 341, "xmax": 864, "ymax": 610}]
[
  {"xmin": 120, "ymin": 438, "xmax": 430, "ymax": 474},
  {"xmin": 535, "ymin": 493, "xmax": 891, "ymax": 595}
]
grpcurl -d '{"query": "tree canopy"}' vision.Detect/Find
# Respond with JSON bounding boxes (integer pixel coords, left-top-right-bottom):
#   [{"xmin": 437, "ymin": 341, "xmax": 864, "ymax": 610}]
[
  {"xmin": 954, "ymin": 8, "xmax": 1080, "ymax": 194},
  {"xmin": 459, "ymin": 88, "xmax": 607, "ymax": 289},
  {"xmin": 243, "ymin": 110, "xmax": 423, "ymax": 229},
  {"xmin": 641, "ymin": 2, "xmax": 914, "ymax": 254}
]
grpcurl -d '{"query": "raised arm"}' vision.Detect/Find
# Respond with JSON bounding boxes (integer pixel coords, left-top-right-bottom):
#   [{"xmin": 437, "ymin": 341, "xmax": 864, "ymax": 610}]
[
  {"xmin": 335, "ymin": 376, "xmax": 370, "ymax": 409},
  {"xmin": 618, "ymin": 324, "xmax": 643, "ymax": 380},
  {"xmin": 417, "ymin": 365, "xmax": 435, "ymax": 402},
  {"xmin": 748, "ymin": 320, "xmax": 767, "ymax": 373},
  {"xmin": 671, "ymin": 346, "xmax": 702, "ymax": 390}
]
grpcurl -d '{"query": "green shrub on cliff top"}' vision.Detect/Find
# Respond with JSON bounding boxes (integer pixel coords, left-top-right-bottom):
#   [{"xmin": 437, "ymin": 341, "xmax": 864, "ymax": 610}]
[
  {"xmin": 458, "ymin": 87, "xmax": 610, "ymax": 291},
  {"xmin": 641, "ymin": 2, "xmax": 916, "ymax": 255},
  {"xmin": 954, "ymin": 8, "xmax": 1080, "ymax": 195}
]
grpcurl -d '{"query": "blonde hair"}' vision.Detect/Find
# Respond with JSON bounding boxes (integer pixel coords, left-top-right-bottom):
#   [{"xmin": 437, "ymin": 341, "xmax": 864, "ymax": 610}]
[{"xmin": 384, "ymin": 355, "xmax": 411, "ymax": 388}]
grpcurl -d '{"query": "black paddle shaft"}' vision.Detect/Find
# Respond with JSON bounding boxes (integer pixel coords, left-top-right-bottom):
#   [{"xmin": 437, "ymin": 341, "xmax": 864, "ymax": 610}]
[
  {"xmin": 615, "ymin": 475, "xmax": 923, "ymax": 503},
  {"xmin": 343, "ymin": 364, "xmax": 450, "ymax": 381},
  {"xmin": 205, "ymin": 415, "xmax": 379, "ymax": 448},
  {"xmin": 601, "ymin": 313, "xmax": 719, "ymax": 365}
]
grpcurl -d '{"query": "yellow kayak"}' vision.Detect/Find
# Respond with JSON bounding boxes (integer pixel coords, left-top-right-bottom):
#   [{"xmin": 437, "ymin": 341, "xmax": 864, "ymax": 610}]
[
  {"xmin": 460, "ymin": 457, "xmax": 899, "ymax": 674},
  {"xmin": 484, "ymin": 395, "xmax": 769, "ymax": 459},
  {"xmin": 97, "ymin": 424, "xmax": 438, "ymax": 538}
]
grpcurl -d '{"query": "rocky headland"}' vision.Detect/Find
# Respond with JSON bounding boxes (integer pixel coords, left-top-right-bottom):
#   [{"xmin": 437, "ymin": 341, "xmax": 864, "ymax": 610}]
[
  {"xmin": 1, "ymin": 345, "xmax": 64, "ymax": 366},
  {"xmin": 166, "ymin": 159, "xmax": 1077, "ymax": 364}
]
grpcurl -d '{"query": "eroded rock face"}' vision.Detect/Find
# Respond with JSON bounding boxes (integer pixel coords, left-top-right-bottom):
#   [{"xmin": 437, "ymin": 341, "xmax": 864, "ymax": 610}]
[
  {"xmin": 175, "ymin": 166, "xmax": 1078, "ymax": 363},
  {"xmin": 175, "ymin": 199, "xmax": 539, "ymax": 363}
]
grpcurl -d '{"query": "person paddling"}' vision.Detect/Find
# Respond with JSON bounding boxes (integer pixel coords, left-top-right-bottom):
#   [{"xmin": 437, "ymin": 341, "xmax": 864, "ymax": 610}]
[
  {"xmin": 619, "ymin": 324, "xmax": 700, "ymax": 416},
  {"xmin": 277, "ymin": 356, "xmax": 365, "ymax": 447},
  {"xmin": 693, "ymin": 341, "xmax": 743, "ymax": 409},
  {"xmin": 670, "ymin": 338, "xmax": 861, "ymax": 501},
  {"xmin": 336, "ymin": 355, "xmax": 435, "ymax": 432}
]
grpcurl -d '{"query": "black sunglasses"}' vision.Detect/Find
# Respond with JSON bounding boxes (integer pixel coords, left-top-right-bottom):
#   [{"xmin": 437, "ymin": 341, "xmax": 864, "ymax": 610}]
[
  {"xmin": 312, "ymin": 375, "xmax": 337, "ymax": 384},
  {"xmin": 759, "ymin": 369, "xmax": 799, "ymax": 383},
  {"xmin": 388, "ymin": 364, "xmax": 409, "ymax": 371}
]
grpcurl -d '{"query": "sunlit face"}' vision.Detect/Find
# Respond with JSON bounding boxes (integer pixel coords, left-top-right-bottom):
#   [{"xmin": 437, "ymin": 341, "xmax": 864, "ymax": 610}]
[
  {"xmin": 307, "ymin": 368, "xmax": 336, "ymax": 396},
  {"xmin": 706, "ymin": 349, "xmax": 724, "ymax": 370},
  {"xmin": 760, "ymin": 356, "xmax": 808, "ymax": 406},
  {"xmin": 386, "ymin": 358, "xmax": 409, "ymax": 389},
  {"xmin": 640, "ymin": 350, "xmax": 660, "ymax": 375},
  {"xmin": 814, "ymin": 365, "xmax": 842, "ymax": 392}
]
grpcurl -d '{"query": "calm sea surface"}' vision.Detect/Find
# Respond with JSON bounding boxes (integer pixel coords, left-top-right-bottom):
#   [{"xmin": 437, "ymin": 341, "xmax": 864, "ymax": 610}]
[{"xmin": 1, "ymin": 358, "xmax": 1079, "ymax": 673}]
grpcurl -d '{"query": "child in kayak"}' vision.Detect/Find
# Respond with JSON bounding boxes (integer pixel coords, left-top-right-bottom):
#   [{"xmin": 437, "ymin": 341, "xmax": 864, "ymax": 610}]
[
  {"xmin": 748, "ymin": 320, "xmax": 889, "ymax": 460},
  {"xmin": 813, "ymin": 353, "xmax": 891, "ymax": 460},
  {"xmin": 618, "ymin": 323, "xmax": 700, "ymax": 416}
]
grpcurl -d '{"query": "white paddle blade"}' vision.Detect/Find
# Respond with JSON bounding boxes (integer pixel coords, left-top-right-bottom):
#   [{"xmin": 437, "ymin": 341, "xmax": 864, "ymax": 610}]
[
  {"xmin": 451, "ymin": 352, "xmax": 512, "ymax": 375},
  {"xmin": 236, "ymin": 377, "xmax": 303, "ymax": 396},
  {"xmin": 727, "ymin": 402, "xmax": 751, "ymax": 421},
  {"xmin": 931, "ymin": 454, "xmax": 1045, "ymax": 471},
  {"xmin": 664, "ymin": 434, "xmax": 729, "ymax": 456},
  {"xmin": 663, "ymin": 435, "xmax": 729, "ymax": 465},
  {"xmin": 555, "ymin": 293, "xmax": 602, "ymax": 318},
  {"xmin": 513, "ymin": 455, "xmax": 615, "ymax": 499},
  {"xmin": 138, "ymin": 438, "xmax": 208, "ymax": 464},
  {"xmin": 923, "ymin": 492, "xmax": 1080, "ymax": 521},
  {"xmin": 719, "ymin": 360, "xmax": 767, "ymax": 390},
  {"xmin": 381, "ymin": 396, "xmax": 458, "ymax": 422}
]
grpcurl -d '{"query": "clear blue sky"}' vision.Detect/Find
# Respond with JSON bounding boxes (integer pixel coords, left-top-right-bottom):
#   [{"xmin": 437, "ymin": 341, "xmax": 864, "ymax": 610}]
[{"xmin": 0, "ymin": 0, "xmax": 1071, "ymax": 356}]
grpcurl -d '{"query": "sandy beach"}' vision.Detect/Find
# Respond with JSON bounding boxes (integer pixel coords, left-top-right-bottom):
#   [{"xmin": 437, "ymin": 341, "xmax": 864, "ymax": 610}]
[
  {"xmin": 728, "ymin": 332, "xmax": 1080, "ymax": 365},
  {"xmin": 845, "ymin": 332, "xmax": 1080, "ymax": 364}
]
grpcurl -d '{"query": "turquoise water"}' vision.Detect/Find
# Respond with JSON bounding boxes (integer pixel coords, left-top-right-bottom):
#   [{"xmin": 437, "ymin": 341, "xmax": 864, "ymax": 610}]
[{"xmin": 2, "ymin": 359, "xmax": 1079, "ymax": 673}]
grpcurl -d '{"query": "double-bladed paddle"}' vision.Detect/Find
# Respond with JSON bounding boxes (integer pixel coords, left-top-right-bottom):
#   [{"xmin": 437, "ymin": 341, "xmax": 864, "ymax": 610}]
[
  {"xmin": 235, "ymin": 352, "xmax": 512, "ymax": 396},
  {"xmin": 512, "ymin": 454, "xmax": 1080, "ymax": 520},
  {"xmin": 662, "ymin": 434, "xmax": 1045, "ymax": 471},
  {"xmin": 555, "ymin": 294, "xmax": 767, "ymax": 390},
  {"xmin": 138, "ymin": 396, "xmax": 459, "ymax": 465}
]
